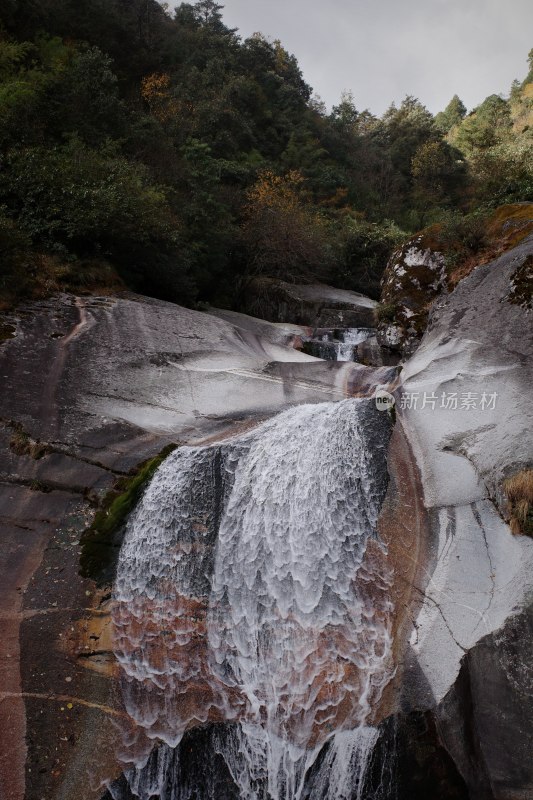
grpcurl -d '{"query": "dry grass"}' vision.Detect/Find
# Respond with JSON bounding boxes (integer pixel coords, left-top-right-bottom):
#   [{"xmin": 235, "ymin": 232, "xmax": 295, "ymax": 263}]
[
  {"xmin": 9, "ymin": 428, "xmax": 32, "ymax": 456},
  {"xmin": 448, "ymin": 204, "xmax": 533, "ymax": 289},
  {"xmin": 503, "ymin": 469, "xmax": 533, "ymax": 536},
  {"xmin": 8, "ymin": 423, "xmax": 49, "ymax": 459}
]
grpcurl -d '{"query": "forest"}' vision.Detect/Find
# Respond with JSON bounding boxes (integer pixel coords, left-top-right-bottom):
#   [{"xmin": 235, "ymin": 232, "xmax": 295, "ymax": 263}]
[{"xmin": 1, "ymin": 0, "xmax": 532, "ymax": 309}]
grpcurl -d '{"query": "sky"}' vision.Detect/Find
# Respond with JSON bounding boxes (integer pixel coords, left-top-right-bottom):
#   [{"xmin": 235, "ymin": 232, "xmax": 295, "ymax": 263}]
[{"xmin": 218, "ymin": 0, "xmax": 533, "ymax": 116}]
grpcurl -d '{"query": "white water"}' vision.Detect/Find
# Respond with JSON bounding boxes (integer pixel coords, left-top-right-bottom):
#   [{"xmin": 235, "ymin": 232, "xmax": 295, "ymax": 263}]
[
  {"xmin": 112, "ymin": 399, "xmax": 393, "ymax": 800},
  {"xmin": 304, "ymin": 328, "xmax": 374, "ymax": 362},
  {"xmin": 335, "ymin": 329, "xmax": 374, "ymax": 362}
]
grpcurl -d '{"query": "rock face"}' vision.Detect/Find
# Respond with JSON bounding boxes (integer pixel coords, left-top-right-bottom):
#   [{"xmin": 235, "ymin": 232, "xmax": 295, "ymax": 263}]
[
  {"xmin": 1, "ymin": 223, "xmax": 532, "ymax": 799},
  {"xmin": 393, "ymin": 231, "xmax": 533, "ymax": 797},
  {"xmin": 377, "ymin": 203, "xmax": 533, "ymax": 359},
  {"xmin": 0, "ymin": 291, "xmax": 395, "ymax": 800},
  {"xmin": 377, "ymin": 233, "xmax": 447, "ymax": 357},
  {"xmin": 241, "ymin": 276, "xmax": 378, "ymax": 328}
]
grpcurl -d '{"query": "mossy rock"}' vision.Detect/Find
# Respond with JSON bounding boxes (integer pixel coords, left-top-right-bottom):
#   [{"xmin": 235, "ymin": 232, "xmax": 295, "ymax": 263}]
[
  {"xmin": 79, "ymin": 443, "xmax": 178, "ymax": 585},
  {"xmin": 377, "ymin": 203, "xmax": 533, "ymax": 355},
  {"xmin": 378, "ymin": 233, "xmax": 447, "ymax": 355},
  {"xmin": 508, "ymin": 254, "xmax": 533, "ymax": 310}
]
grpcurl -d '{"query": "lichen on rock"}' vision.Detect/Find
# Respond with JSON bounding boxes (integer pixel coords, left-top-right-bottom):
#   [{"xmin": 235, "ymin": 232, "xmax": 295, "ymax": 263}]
[
  {"xmin": 507, "ymin": 253, "xmax": 533, "ymax": 310},
  {"xmin": 377, "ymin": 234, "xmax": 447, "ymax": 357}
]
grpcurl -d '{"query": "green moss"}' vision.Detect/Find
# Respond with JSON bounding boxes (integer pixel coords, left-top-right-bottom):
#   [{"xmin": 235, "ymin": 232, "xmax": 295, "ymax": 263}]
[
  {"xmin": 29, "ymin": 479, "xmax": 51, "ymax": 493},
  {"xmin": 376, "ymin": 302, "xmax": 397, "ymax": 323},
  {"xmin": 79, "ymin": 443, "xmax": 178, "ymax": 585}
]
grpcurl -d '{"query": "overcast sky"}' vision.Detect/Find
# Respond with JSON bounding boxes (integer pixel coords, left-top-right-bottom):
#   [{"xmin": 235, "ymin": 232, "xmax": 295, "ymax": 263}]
[{"xmin": 218, "ymin": 0, "xmax": 533, "ymax": 115}]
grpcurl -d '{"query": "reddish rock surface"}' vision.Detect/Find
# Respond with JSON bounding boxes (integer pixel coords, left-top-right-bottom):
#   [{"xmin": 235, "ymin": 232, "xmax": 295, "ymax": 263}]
[{"xmin": 0, "ymin": 293, "xmax": 399, "ymax": 799}]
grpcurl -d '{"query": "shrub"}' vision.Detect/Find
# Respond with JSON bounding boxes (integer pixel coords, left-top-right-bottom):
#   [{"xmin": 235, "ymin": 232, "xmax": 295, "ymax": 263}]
[
  {"xmin": 434, "ymin": 209, "xmax": 490, "ymax": 272},
  {"xmin": 503, "ymin": 469, "xmax": 533, "ymax": 536},
  {"xmin": 0, "ymin": 206, "xmax": 35, "ymax": 304},
  {"xmin": 1, "ymin": 138, "xmax": 197, "ymax": 303},
  {"xmin": 332, "ymin": 217, "xmax": 406, "ymax": 299},
  {"xmin": 242, "ymin": 169, "xmax": 335, "ymax": 282}
]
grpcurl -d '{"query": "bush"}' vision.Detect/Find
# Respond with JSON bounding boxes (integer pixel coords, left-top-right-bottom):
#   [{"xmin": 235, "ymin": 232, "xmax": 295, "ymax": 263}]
[
  {"xmin": 436, "ymin": 209, "xmax": 490, "ymax": 268},
  {"xmin": 0, "ymin": 206, "xmax": 35, "ymax": 303},
  {"xmin": 503, "ymin": 469, "xmax": 533, "ymax": 536},
  {"xmin": 1, "ymin": 138, "xmax": 197, "ymax": 304},
  {"xmin": 332, "ymin": 217, "xmax": 406, "ymax": 298}
]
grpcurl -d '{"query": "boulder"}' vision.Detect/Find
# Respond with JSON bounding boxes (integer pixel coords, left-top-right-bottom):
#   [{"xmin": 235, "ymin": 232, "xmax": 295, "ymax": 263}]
[
  {"xmin": 241, "ymin": 276, "xmax": 378, "ymax": 327},
  {"xmin": 391, "ymin": 229, "xmax": 533, "ymax": 797}
]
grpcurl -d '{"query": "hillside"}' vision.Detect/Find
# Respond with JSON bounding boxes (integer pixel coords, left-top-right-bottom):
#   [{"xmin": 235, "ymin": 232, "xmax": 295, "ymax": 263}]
[{"xmin": 1, "ymin": 0, "xmax": 532, "ymax": 312}]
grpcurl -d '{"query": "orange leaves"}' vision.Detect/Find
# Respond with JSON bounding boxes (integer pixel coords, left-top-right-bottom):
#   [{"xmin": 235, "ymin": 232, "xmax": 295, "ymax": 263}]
[
  {"xmin": 140, "ymin": 72, "xmax": 181, "ymax": 123},
  {"xmin": 242, "ymin": 170, "xmax": 332, "ymax": 280},
  {"xmin": 245, "ymin": 169, "xmax": 306, "ymax": 215}
]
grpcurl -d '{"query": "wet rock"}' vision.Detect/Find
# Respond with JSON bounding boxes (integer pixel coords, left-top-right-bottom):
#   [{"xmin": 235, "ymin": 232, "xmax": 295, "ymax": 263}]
[
  {"xmin": 436, "ymin": 605, "xmax": 533, "ymax": 799},
  {"xmin": 241, "ymin": 276, "xmax": 378, "ymax": 327},
  {"xmin": 0, "ymin": 292, "xmax": 395, "ymax": 800}
]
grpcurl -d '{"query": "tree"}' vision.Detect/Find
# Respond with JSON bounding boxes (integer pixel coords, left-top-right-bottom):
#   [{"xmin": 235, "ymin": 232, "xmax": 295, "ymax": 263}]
[
  {"xmin": 331, "ymin": 92, "xmax": 359, "ymax": 130},
  {"xmin": 525, "ymin": 47, "xmax": 533, "ymax": 84},
  {"xmin": 140, "ymin": 71, "xmax": 179, "ymax": 123},
  {"xmin": 411, "ymin": 139, "xmax": 465, "ymax": 212},
  {"xmin": 46, "ymin": 46, "xmax": 125, "ymax": 145},
  {"xmin": 178, "ymin": 138, "xmax": 234, "ymax": 298},
  {"xmin": 242, "ymin": 170, "xmax": 333, "ymax": 281},
  {"xmin": 435, "ymin": 94, "xmax": 467, "ymax": 133},
  {"xmin": 190, "ymin": 0, "xmax": 236, "ymax": 35},
  {"xmin": 193, "ymin": 0, "xmax": 223, "ymax": 24},
  {"xmin": 454, "ymin": 94, "xmax": 511, "ymax": 153}
]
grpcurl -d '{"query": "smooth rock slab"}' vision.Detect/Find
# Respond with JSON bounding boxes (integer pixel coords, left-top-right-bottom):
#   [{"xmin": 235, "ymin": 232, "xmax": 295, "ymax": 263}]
[{"xmin": 395, "ymin": 233, "xmax": 533, "ymax": 798}]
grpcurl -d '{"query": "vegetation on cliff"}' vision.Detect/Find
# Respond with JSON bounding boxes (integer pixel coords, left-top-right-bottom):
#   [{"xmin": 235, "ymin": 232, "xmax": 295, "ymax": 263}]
[
  {"xmin": 79, "ymin": 443, "xmax": 178, "ymax": 584},
  {"xmin": 504, "ymin": 469, "xmax": 533, "ymax": 537},
  {"xmin": 0, "ymin": 0, "xmax": 532, "ymax": 309}
]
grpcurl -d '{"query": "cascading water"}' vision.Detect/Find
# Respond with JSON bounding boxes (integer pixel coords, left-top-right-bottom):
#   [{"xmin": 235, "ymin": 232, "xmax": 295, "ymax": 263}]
[
  {"xmin": 109, "ymin": 399, "xmax": 394, "ymax": 800},
  {"xmin": 303, "ymin": 329, "xmax": 374, "ymax": 362},
  {"xmin": 335, "ymin": 329, "xmax": 374, "ymax": 362}
]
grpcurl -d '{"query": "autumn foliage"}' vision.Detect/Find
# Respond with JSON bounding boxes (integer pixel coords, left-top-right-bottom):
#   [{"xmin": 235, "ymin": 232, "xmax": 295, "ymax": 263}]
[
  {"xmin": 0, "ymin": 0, "xmax": 532, "ymax": 308},
  {"xmin": 141, "ymin": 72, "xmax": 181, "ymax": 123},
  {"xmin": 242, "ymin": 170, "xmax": 333, "ymax": 281}
]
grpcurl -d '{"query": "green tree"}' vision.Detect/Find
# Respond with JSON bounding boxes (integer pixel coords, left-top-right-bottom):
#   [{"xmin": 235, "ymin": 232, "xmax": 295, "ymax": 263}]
[
  {"xmin": 435, "ymin": 94, "xmax": 467, "ymax": 133},
  {"xmin": 411, "ymin": 139, "xmax": 465, "ymax": 211},
  {"xmin": 178, "ymin": 138, "xmax": 235, "ymax": 299},
  {"xmin": 46, "ymin": 46, "xmax": 125, "ymax": 145},
  {"xmin": 454, "ymin": 94, "xmax": 511, "ymax": 153}
]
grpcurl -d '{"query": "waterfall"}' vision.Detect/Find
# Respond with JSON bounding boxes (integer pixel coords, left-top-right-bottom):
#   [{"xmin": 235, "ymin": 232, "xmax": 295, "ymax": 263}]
[
  {"xmin": 336, "ymin": 329, "xmax": 374, "ymax": 362},
  {"xmin": 303, "ymin": 329, "xmax": 374, "ymax": 362},
  {"xmin": 110, "ymin": 399, "xmax": 394, "ymax": 800}
]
